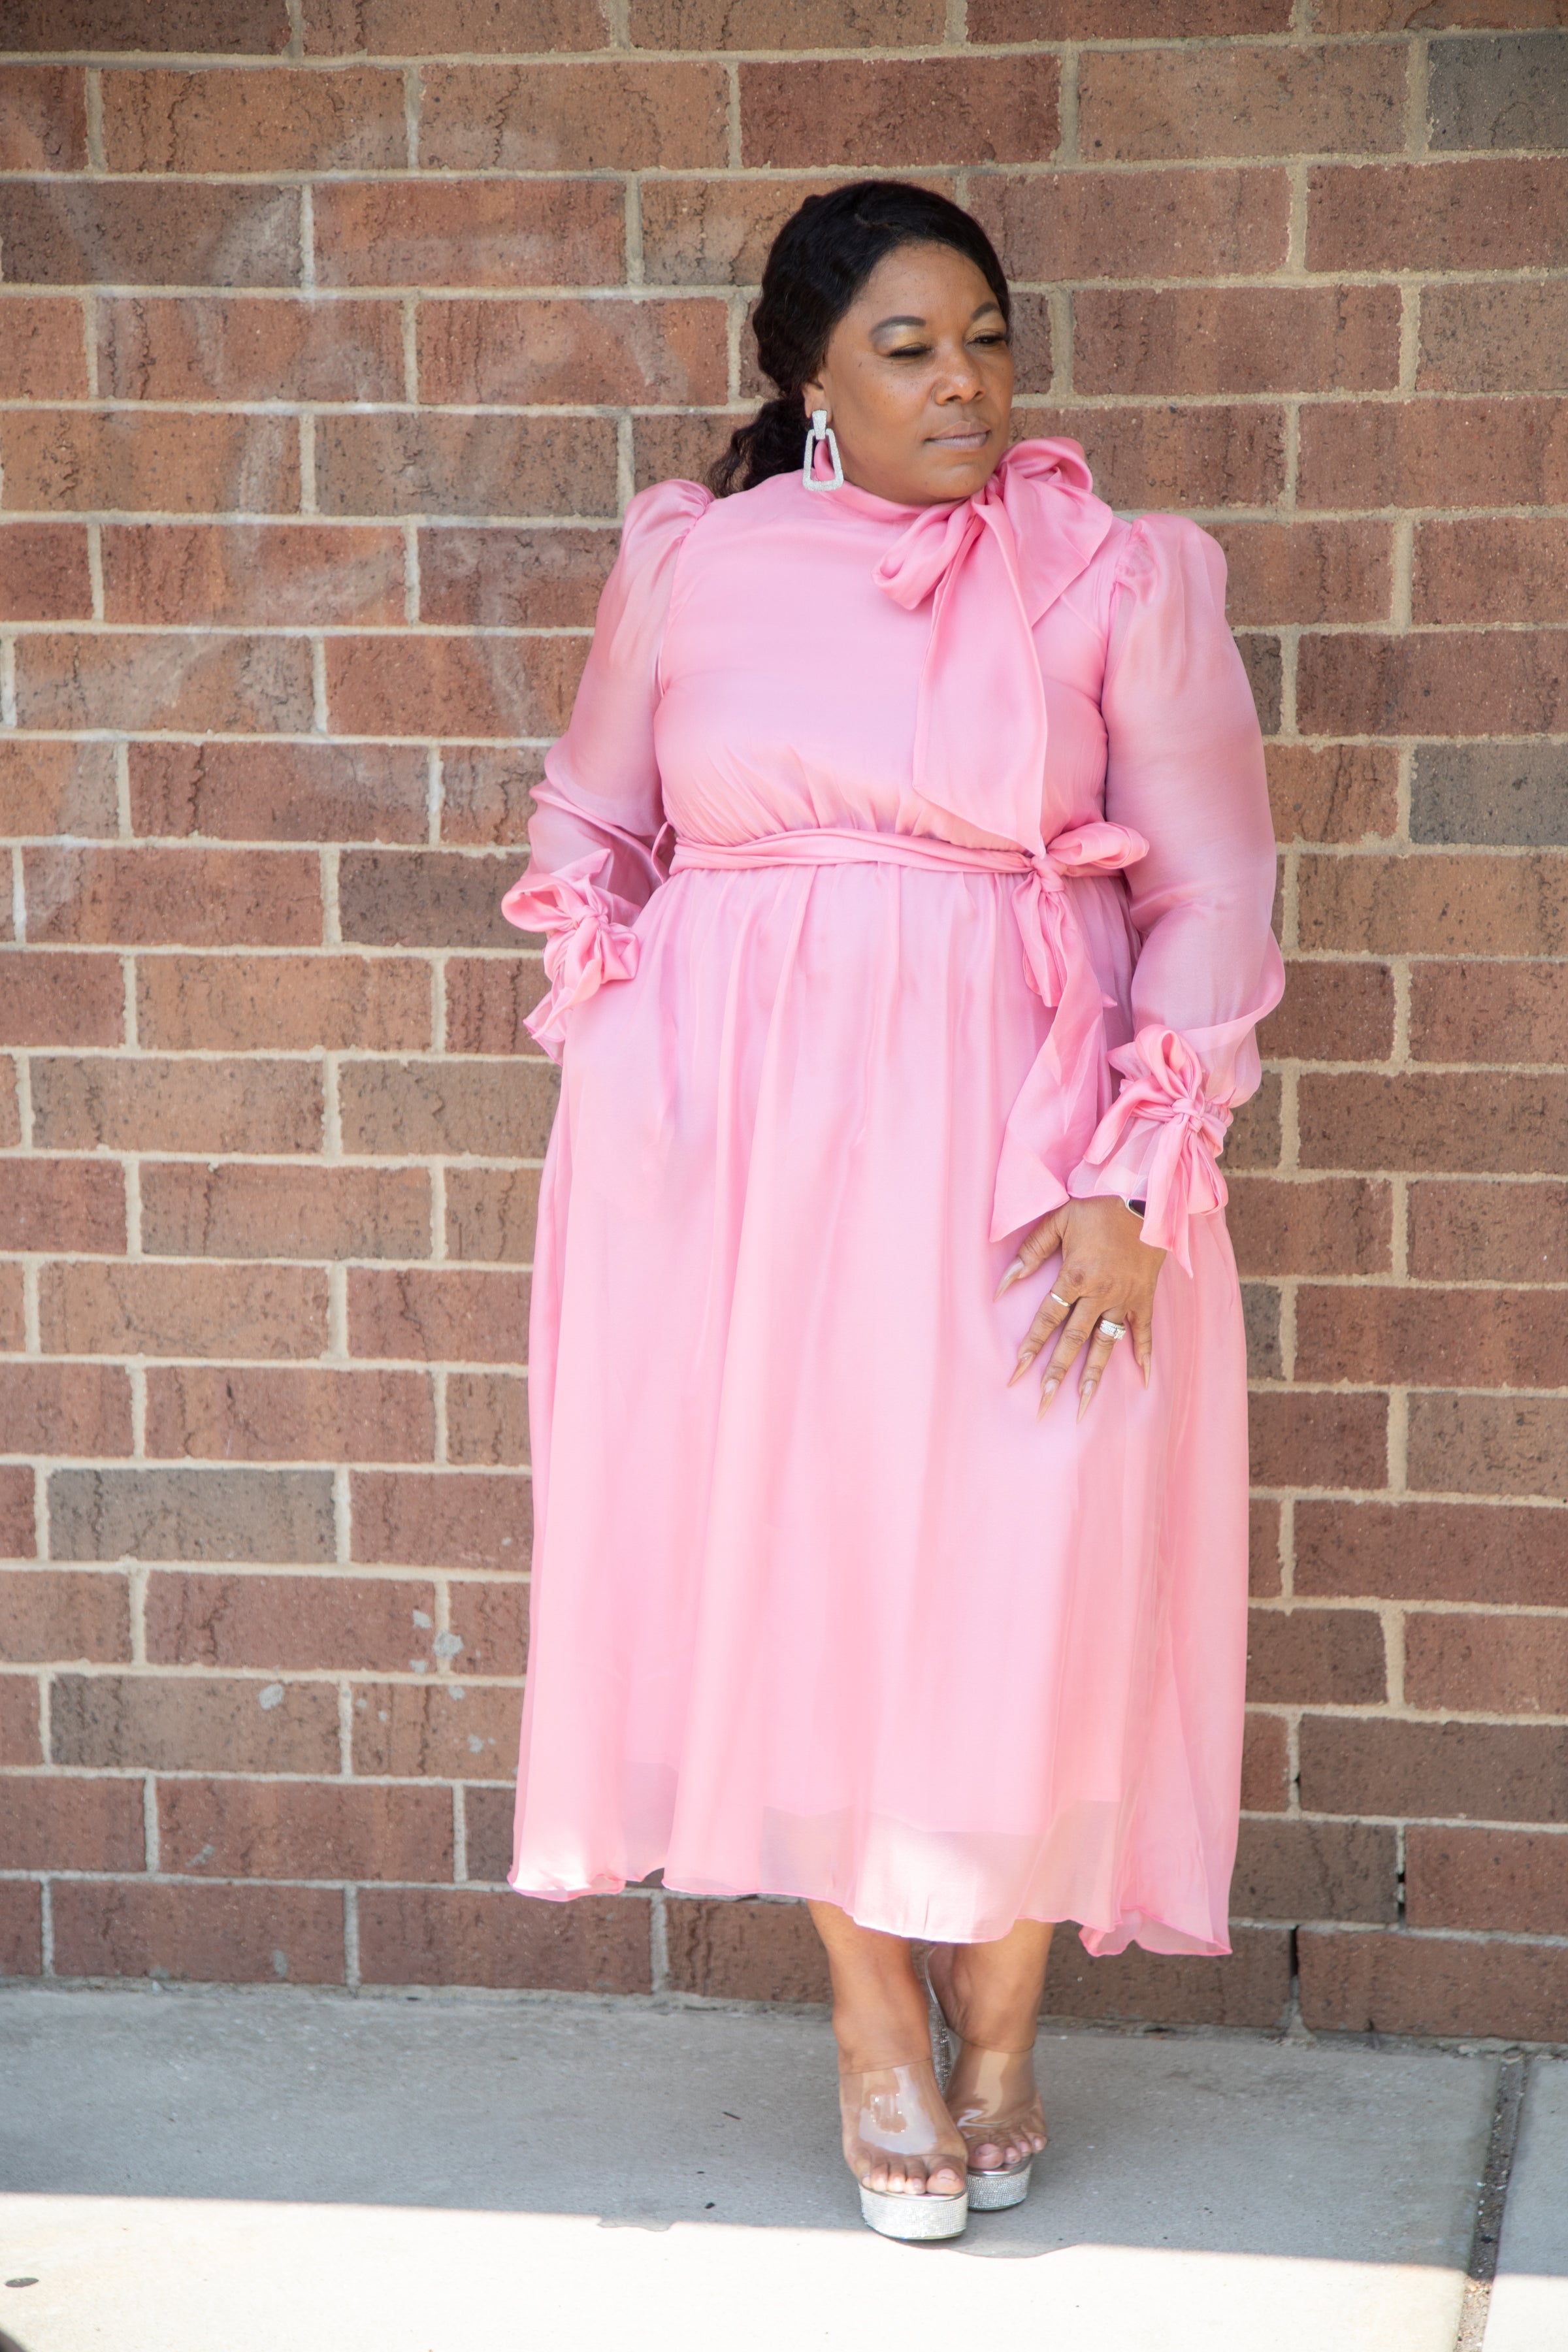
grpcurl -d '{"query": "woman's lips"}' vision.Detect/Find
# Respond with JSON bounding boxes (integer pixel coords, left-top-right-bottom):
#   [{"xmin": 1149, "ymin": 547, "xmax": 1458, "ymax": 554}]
[{"xmin": 929, "ymin": 429, "xmax": 990, "ymax": 449}]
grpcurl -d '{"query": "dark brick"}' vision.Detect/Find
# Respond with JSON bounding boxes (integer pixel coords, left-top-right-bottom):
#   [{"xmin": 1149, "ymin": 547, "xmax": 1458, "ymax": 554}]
[
  {"xmin": 1411, "ymin": 742, "xmax": 1568, "ymax": 847},
  {"xmin": 1232, "ymin": 1818, "xmax": 1398, "ymax": 1925},
  {"xmin": 1299, "ymin": 1716, "xmax": 1568, "ymax": 1823},
  {"xmin": 1428, "ymin": 33, "xmax": 1568, "ymax": 152},
  {"xmin": 1300, "ymin": 1927, "xmax": 1568, "ymax": 2044},
  {"xmin": 1296, "ymin": 1500, "xmax": 1568, "ymax": 1607},
  {"xmin": 665, "ymin": 1897, "xmax": 832, "ymax": 2002},
  {"xmin": 357, "ymin": 1887, "xmax": 650, "ymax": 1991},
  {"xmin": 1247, "ymin": 1608, "xmax": 1387, "ymax": 1705},
  {"xmin": 52, "ymin": 1881, "xmax": 344, "ymax": 1985},
  {"xmin": 1043, "ymin": 1926, "xmax": 1291, "ymax": 2030},
  {"xmin": 49, "ymin": 1468, "xmax": 335, "ymax": 1565}
]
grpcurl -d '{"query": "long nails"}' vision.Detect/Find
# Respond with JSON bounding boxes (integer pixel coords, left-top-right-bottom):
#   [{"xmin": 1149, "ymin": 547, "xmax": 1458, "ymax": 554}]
[
  {"xmin": 1036, "ymin": 1377, "xmax": 1059, "ymax": 1418},
  {"xmin": 995, "ymin": 1256, "xmax": 1026, "ymax": 1299},
  {"xmin": 1077, "ymin": 1378, "xmax": 1097, "ymax": 1422},
  {"xmin": 1007, "ymin": 1348, "xmax": 1034, "ymax": 1388}
]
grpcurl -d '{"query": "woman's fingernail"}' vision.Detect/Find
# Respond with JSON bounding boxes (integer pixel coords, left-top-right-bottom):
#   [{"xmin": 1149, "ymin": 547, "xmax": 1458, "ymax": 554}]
[
  {"xmin": 1036, "ymin": 1377, "xmax": 1059, "ymax": 1418},
  {"xmin": 995, "ymin": 1256, "xmax": 1026, "ymax": 1298},
  {"xmin": 1077, "ymin": 1381, "xmax": 1096, "ymax": 1421}
]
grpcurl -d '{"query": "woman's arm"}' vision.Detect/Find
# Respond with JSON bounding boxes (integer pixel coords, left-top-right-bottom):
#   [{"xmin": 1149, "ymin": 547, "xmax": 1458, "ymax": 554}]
[{"xmin": 501, "ymin": 478, "xmax": 711, "ymax": 1057}]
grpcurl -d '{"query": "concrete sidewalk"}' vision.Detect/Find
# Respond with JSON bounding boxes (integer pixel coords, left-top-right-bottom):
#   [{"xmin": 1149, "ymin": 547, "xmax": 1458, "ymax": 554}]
[{"xmin": 1, "ymin": 1984, "xmax": 1563, "ymax": 2351}]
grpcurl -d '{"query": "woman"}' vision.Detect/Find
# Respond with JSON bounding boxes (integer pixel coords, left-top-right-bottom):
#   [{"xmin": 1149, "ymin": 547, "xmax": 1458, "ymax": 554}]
[{"xmin": 502, "ymin": 182, "xmax": 1282, "ymax": 2241}]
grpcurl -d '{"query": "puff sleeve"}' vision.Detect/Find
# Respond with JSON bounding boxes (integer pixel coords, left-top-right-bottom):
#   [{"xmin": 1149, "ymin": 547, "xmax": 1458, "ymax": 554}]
[
  {"xmin": 1068, "ymin": 514, "xmax": 1284, "ymax": 1269},
  {"xmin": 500, "ymin": 478, "xmax": 712, "ymax": 1059}
]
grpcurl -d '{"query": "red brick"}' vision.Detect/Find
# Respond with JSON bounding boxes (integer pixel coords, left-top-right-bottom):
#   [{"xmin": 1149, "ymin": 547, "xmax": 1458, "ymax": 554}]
[
  {"xmin": 1411, "ymin": 961, "xmax": 1568, "ymax": 1065},
  {"xmin": 106, "ymin": 525, "xmax": 406, "ymax": 631},
  {"xmin": 137, "ymin": 954, "xmax": 429, "ymax": 1053},
  {"xmin": 421, "ymin": 63, "xmax": 726, "ymax": 171},
  {"xmin": 1249, "ymin": 1392, "xmax": 1387, "ymax": 1490},
  {"xmin": 0, "ymin": 1677, "xmax": 42, "ymax": 1767},
  {"xmin": 1318, "ymin": 0, "xmax": 1568, "ymax": 24},
  {"xmin": 634, "ymin": 411, "xmax": 746, "ymax": 496},
  {"xmin": 0, "ymin": 1260, "xmax": 22, "ymax": 1349},
  {"xmin": 1259, "ymin": 966, "xmax": 1395, "ymax": 1064},
  {"xmin": 1298, "ymin": 398, "xmax": 1568, "ymax": 512},
  {"xmin": 2, "ymin": 1, "xmax": 288, "ymax": 49},
  {"xmin": 0, "ymin": 65, "xmax": 88, "ymax": 170},
  {"xmin": 24, "ymin": 847, "xmax": 321, "ymax": 948},
  {"xmin": 1409, "ymin": 1181, "xmax": 1568, "ymax": 1284},
  {"xmin": 1420, "ymin": 280, "xmax": 1568, "ymax": 397},
  {"xmin": 50, "ymin": 1471, "xmax": 335, "ymax": 1575},
  {"xmin": 666, "ymin": 1896, "xmax": 831, "ymax": 2001},
  {"xmin": 1309, "ymin": 159, "xmax": 1568, "ymax": 274},
  {"xmin": 1300, "ymin": 1716, "xmax": 1568, "ymax": 1821},
  {"xmin": 1296, "ymin": 1285, "xmax": 1568, "ymax": 1390},
  {"xmin": 0, "ymin": 1883, "xmax": 42, "ymax": 1976},
  {"xmin": 1209, "ymin": 521, "xmax": 1392, "ymax": 627},
  {"xmin": 975, "ymin": 0, "xmax": 1290, "ymax": 29},
  {"xmin": 0, "ymin": 183, "xmax": 300, "ymax": 289},
  {"xmin": 1250, "ymin": 1499, "xmax": 1281, "ymax": 1599},
  {"xmin": 1075, "ymin": 287, "xmax": 1399, "ymax": 397},
  {"xmin": 145, "ymin": 1366, "xmax": 434, "ymax": 1465},
  {"xmin": 52, "ymin": 1880, "xmax": 344, "ymax": 1985},
  {"xmin": 348, "ymin": 1271, "xmax": 531, "ymax": 1367},
  {"xmin": 1247, "ymin": 1607, "xmax": 1386, "ymax": 1705},
  {"xmin": 41, "ymin": 1264, "xmax": 329, "ymax": 1362},
  {"xmin": 1407, "ymin": 1396, "xmax": 1568, "ymax": 1503},
  {"xmin": 352, "ymin": 1471, "xmax": 529, "ymax": 1573},
  {"xmin": 130, "ymin": 741, "xmax": 427, "ymax": 841},
  {"xmin": 326, "ymin": 636, "xmax": 586, "ymax": 741},
  {"xmin": 1045, "ymin": 1925, "xmax": 1291, "ymax": 2029},
  {"xmin": 358, "ymin": 1886, "xmax": 649, "ymax": 1991},
  {"xmin": 446, "ymin": 1576, "xmax": 529, "ymax": 1676},
  {"xmin": 445, "ymin": 1171, "xmax": 541, "ymax": 1266},
  {"xmin": 0, "ymin": 957, "xmax": 124, "ymax": 1053},
  {"xmin": 1298, "ymin": 1499, "xmax": 1567, "ymax": 1607},
  {"xmin": 1299, "ymin": 1927, "xmax": 1568, "ymax": 2044},
  {"xmin": 440, "ymin": 748, "xmax": 542, "ymax": 846},
  {"xmin": 0, "ymin": 1778, "xmax": 145, "ymax": 1873},
  {"xmin": 140, "ymin": 1163, "xmax": 431, "ymax": 1262},
  {"xmin": 308, "ymin": 0, "xmax": 606, "ymax": 50},
  {"xmin": 742, "ymin": 57, "xmax": 1058, "ymax": 168},
  {"xmin": 1405, "ymin": 1826, "xmax": 1568, "ymax": 1936},
  {"xmin": 420, "ymin": 296, "xmax": 728, "ymax": 408},
  {"xmin": 50, "ymin": 1673, "xmax": 340, "ymax": 1774},
  {"xmin": 462, "ymin": 1784, "xmax": 515, "ymax": 1882},
  {"xmin": 1299, "ymin": 1072, "xmax": 1568, "ymax": 1177},
  {"xmin": 1235, "ymin": 634, "xmax": 1281, "ymax": 736},
  {"xmin": 1414, "ymin": 519, "xmax": 1568, "ymax": 627},
  {"xmin": 31, "ymin": 1056, "xmax": 322, "ymax": 1156},
  {"xmin": 338, "ymin": 849, "xmax": 530, "ymax": 948},
  {"xmin": 1427, "ymin": 25, "xmax": 1568, "ymax": 147},
  {"xmin": 970, "ymin": 165, "xmax": 1286, "ymax": 283},
  {"xmin": 635, "ymin": 0, "xmax": 943, "ymax": 38},
  {"xmin": 0, "ymin": 1147, "xmax": 126, "ymax": 1249},
  {"xmin": 0, "ymin": 411, "xmax": 299, "ymax": 514},
  {"xmin": 445, "ymin": 957, "xmax": 549, "ymax": 1054},
  {"xmin": 1078, "ymin": 42, "xmax": 1405, "ymax": 161},
  {"xmin": 1226, "ymin": 1073, "xmax": 1282, "ymax": 1171},
  {"xmin": 16, "ymin": 636, "xmax": 313, "ymax": 737},
  {"xmin": 314, "ymin": 177, "xmax": 623, "ymax": 288},
  {"xmin": 1405, "ymin": 1613, "xmax": 1568, "ymax": 1715},
  {"xmin": 0, "ymin": 1568, "xmax": 131, "ymax": 1661},
  {"xmin": 1241, "ymin": 1710, "xmax": 1290, "ymax": 1812},
  {"xmin": 103, "ymin": 66, "xmax": 406, "ymax": 175},
  {"xmin": 352, "ymin": 1679, "xmax": 522, "ymax": 1778},
  {"xmin": 420, "ymin": 529, "xmax": 614, "ymax": 630},
  {"xmin": 0, "ymin": 297, "xmax": 88, "ymax": 399},
  {"xmin": 1232, "ymin": 1818, "xmax": 1397, "ymax": 1924},
  {"xmin": 0, "ymin": 523, "xmax": 92, "ymax": 621},
  {"xmin": 1014, "ymin": 402, "xmax": 1287, "ymax": 510},
  {"xmin": 161, "ymin": 1776, "xmax": 451, "ymax": 1885},
  {"xmin": 1228, "ymin": 1177, "xmax": 1392, "ymax": 1280},
  {"xmin": 98, "ymin": 296, "xmax": 402, "ymax": 404},
  {"xmin": 338, "ymin": 1059, "xmax": 557, "ymax": 1157},
  {"xmin": 0, "ymin": 1471, "xmax": 36, "ymax": 1560},
  {"xmin": 0, "ymin": 1369, "xmax": 132, "ymax": 1463},
  {"xmin": 641, "ymin": 174, "xmax": 857, "ymax": 287},
  {"xmin": 146, "ymin": 1571, "xmax": 437, "ymax": 1672},
  {"xmin": 1301, "ymin": 854, "xmax": 1568, "ymax": 958},
  {"xmin": 0, "ymin": 743, "xmax": 117, "ymax": 838}
]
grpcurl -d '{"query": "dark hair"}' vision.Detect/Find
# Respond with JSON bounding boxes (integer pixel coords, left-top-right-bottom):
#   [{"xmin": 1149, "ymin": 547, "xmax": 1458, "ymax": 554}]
[{"xmin": 708, "ymin": 181, "xmax": 1011, "ymax": 498}]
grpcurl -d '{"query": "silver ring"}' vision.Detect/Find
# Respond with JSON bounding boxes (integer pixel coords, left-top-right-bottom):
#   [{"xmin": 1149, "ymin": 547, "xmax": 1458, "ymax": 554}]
[
  {"xmin": 1049, "ymin": 1291, "xmax": 1071, "ymax": 1308},
  {"xmin": 1098, "ymin": 1317, "xmax": 1126, "ymax": 1341}
]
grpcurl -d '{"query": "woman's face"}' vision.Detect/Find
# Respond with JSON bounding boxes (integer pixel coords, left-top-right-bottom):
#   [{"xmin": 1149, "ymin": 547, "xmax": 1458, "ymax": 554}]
[{"xmin": 802, "ymin": 242, "xmax": 1015, "ymax": 509}]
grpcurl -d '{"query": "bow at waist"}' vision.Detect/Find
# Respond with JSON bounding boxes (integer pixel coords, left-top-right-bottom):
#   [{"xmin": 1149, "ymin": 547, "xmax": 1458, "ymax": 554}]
[{"xmin": 671, "ymin": 821, "xmax": 1148, "ymax": 1242}]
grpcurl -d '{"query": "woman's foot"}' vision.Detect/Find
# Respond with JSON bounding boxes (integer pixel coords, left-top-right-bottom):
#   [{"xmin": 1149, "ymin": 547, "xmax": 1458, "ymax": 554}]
[{"xmin": 927, "ymin": 1929, "xmax": 1051, "ymax": 2181}]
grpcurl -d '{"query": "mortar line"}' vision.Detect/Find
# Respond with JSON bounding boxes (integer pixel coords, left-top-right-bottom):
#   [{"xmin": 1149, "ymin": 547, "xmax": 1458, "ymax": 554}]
[{"xmin": 1455, "ymin": 2056, "xmax": 1527, "ymax": 2352}]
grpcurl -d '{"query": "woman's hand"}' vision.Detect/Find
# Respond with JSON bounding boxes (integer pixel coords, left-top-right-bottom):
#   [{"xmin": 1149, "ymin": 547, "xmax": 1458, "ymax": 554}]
[{"xmin": 998, "ymin": 1198, "xmax": 1166, "ymax": 1420}]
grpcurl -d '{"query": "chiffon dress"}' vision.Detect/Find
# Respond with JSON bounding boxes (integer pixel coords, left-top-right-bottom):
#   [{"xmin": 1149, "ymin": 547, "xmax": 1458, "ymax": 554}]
[{"xmin": 502, "ymin": 438, "xmax": 1283, "ymax": 1957}]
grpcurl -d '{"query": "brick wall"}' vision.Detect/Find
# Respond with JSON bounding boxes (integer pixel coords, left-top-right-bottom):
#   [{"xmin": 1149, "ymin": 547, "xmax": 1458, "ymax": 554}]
[{"xmin": 1, "ymin": 0, "xmax": 1565, "ymax": 2039}]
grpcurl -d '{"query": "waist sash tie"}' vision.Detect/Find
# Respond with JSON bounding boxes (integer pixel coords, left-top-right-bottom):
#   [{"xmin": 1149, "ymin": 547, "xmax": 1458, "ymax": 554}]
[{"xmin": 670, "ymin": 821, "xmax": 1147, "ymax": 1243}]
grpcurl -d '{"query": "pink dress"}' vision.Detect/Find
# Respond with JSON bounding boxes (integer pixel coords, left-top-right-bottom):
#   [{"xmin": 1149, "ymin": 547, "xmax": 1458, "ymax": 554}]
[{"xmin": 502, "ymin": 439, "xmax": 1282, "ymax": 1957}]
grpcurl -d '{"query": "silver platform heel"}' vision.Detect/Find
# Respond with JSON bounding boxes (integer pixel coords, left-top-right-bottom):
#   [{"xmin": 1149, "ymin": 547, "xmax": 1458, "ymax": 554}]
[
  {"xmin": 923, "ymin": 1954, "xmax": 1038, "ymax": 2212},
  {"xmin": 840, "ymin": 2061, "xmax": 969, "ymax": 2242}
]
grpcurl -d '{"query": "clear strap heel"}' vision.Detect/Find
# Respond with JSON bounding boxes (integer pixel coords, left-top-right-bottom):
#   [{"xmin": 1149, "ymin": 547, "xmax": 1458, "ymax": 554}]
[
  {"xmin": 923, "ymin": 1959, "xmax": 1045, "ymax": 2212},
  {"xmin": 840, "ymin": 2061, "xmax": 969, "ymax": 2241}
]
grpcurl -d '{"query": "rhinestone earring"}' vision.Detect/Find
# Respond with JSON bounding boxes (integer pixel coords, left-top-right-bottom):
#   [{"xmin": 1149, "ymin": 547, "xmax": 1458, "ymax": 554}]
[{"xmin": 802, "ymin": 407, "xmax": 843, "ymax": 493}]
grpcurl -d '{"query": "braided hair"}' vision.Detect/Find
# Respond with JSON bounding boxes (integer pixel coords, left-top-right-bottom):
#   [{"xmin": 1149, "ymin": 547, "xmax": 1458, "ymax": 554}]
[{"xmin": 708, "ymin": 181, "xmax": 1011, "ymax": 499}]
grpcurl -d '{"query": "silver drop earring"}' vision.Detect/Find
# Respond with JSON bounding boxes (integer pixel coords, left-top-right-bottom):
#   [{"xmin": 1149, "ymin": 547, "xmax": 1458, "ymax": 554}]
[{"xmin": 802, "ymin": 406, "xmax": 843, "ymax": 493}]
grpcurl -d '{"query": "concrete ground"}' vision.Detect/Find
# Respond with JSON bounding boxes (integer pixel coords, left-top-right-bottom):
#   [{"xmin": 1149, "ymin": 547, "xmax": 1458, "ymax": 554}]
[{"xmin": 1, "ymin": 1984, "xmax": 1563, "ymax": 2351}]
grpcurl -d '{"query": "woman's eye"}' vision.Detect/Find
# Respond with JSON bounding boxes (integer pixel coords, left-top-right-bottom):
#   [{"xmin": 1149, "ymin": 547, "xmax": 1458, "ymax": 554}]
[
  {"xmin": 971, "ymin": 332, "xmax": 1009, "ymax": 349},
  {"xmin": 886, "ymin": 343, "xmax": 931, "ymax": 361}
]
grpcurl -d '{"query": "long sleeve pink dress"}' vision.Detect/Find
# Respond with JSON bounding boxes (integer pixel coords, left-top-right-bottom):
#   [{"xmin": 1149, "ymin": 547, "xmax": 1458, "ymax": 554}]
[{"xmin": 502, "ymin": 438, "xmax": 1283, "ymax": 1957}]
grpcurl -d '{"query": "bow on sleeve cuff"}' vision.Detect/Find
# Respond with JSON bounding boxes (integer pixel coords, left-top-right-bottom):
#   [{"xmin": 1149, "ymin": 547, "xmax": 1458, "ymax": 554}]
[
  {"xmin": 500, "ymin": 851, "xmax": 641, "ymax": 1063},
  {"xmin": 1069, "ymin": 1024, "xmax": 1234, "ymax": 1273}
]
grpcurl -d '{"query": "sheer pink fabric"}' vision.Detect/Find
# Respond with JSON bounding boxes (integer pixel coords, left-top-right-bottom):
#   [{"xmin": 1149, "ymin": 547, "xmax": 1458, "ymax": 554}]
[{"xmin": 502, "ymin": 440, "xmax": 1282, "ymax": 1955}]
